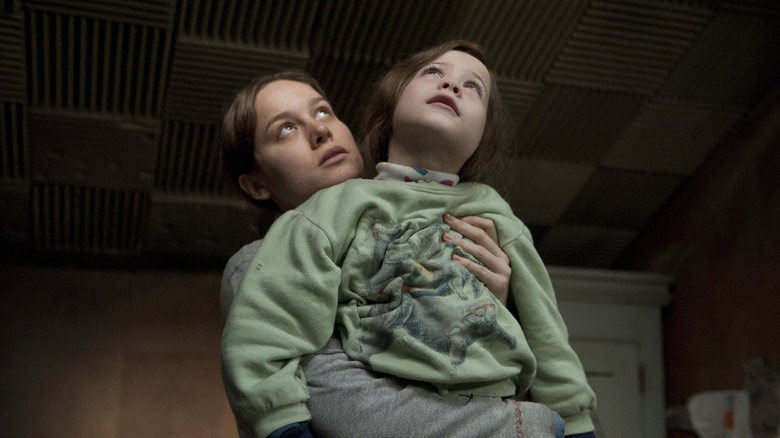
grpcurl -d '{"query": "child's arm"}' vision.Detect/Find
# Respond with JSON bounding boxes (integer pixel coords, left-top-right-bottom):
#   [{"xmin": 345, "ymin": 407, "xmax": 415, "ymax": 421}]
[
  {"xmin": 504, "ymin": 229, "xmax": 598, "ymax": 436},
  {"xmin": 221, "ymin": 211, "xmax": 341, "ymax": 437}
]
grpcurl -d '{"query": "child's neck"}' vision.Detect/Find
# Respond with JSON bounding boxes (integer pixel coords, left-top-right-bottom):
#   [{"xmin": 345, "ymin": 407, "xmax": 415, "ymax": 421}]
[
  {"xmin": 375, "ymin": 163, "xmax": 459, "ymax": 186},
  {"xmin": 387, "ymin": 138, "xmax": 464, "ymax": 176}
]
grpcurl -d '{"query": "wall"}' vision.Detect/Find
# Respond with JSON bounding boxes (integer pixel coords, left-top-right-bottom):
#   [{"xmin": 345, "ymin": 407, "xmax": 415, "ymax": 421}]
[
  {"xmin": 0, "ymin": 263, "xmax": 237, "ymax": 438},
  {"xmin": 621, "ymin": 84, "xmax": 780, "ymax": 413}
]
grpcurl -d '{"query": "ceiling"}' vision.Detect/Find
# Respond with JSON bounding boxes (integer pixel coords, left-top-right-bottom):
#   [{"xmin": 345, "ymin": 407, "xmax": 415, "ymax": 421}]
[{"xmin": 1, "ymin": 0, "xmax": 779, "ymax": 271}]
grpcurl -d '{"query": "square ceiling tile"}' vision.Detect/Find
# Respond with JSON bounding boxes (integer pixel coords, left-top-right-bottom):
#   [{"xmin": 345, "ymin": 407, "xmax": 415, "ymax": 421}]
[
  {"xmin": 311, "ymin": 0, "xmax": 444, "ymax": 63},
  {"xmin": 178, "ymin": 0, "xmax": 313, "ymax": 50},
  {"xmin": 155, "ymin": 120, "xmax": 230, "ymax": 196},
  {"xmin": 0, "ymin": 13, "xmax": 25, "ymax": 102},
  {"xmin": 498, "ymin": 78, "xmax": 544, "ymax": 130},
  {"xmin": 31, "ymin": 183, "xmax": 148, "ymax": 255},
  {"xmin": 28, "ymin": 110, "xmax": 159, "ymax": 190},
  {"xmin": 145, "ymin": 193, "xmax": 257, "ymax": 257},
  {"xmin": 25, "ymin": 0, "xmax": 176, "ymax": 27},
  {"xmin": 0, "ymin": 182, "xmax": 30, "ymax": 242},
  {"xmin": 661, "ymin": 11, "xmax": 780, "ymax": 105},
  {"xmin": 604, "ymin": 98, "xmax": 747, "ymax": 175},
  {"xmin": 502, "ymin": 158, "xmax": 594, "ymax": 225},
  {"xmin": 0, "ymin": 101, "xmax": 27, "ymax": 181},
  {"xmin": 560, "ymin": 168, "xmax": 686, "ymax": 230},
  {"xmin": 444, "ymin": 0, "xmax": 588, "ymax": 80},
  {"xmin": 164, "ymin": 39, "xmax": 307, "ymax": 122},
  {"xmin": 516, "ymin": 85, "xmax": 645, "ymax": 164},
  {"xmin": 547, "ymin": 0, "xmax": 712, "ymax": 93},
  {"xmin": 25, "ymin": 9, "xmax": 172, "ymax": 116}
]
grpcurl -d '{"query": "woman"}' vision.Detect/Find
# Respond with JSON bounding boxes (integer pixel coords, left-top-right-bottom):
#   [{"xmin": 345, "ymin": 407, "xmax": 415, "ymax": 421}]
[{"xmin": 220, "ymin": 70, "xmax": 562, "ymax": 438}]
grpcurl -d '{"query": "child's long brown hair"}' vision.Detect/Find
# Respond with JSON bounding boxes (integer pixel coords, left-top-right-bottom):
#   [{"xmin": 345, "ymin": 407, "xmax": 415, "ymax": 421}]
[{"xmin": 361, "ymin": 40, "xmax": 512, "ymax": 183}]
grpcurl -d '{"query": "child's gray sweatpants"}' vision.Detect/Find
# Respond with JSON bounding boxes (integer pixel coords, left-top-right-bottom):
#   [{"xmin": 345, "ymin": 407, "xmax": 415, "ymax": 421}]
[{"xmin": 301, "ymin": 336, "xmax": 559, "ymax": 438}]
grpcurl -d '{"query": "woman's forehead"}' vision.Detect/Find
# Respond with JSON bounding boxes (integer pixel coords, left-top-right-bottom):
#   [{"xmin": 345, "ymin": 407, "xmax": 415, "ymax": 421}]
[{"xmin": 254, "ymin": 80, "xmax": 324, "ymax": 115}]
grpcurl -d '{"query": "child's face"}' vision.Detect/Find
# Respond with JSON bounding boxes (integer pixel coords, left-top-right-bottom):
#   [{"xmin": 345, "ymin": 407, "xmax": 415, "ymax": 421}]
[
  {"xmin": 391, "ymin": 50, "xmax": 490, "ymax": 174},
  {"xmin": 247, "ymin": 80, "xmax": 363, "ymax": 210}
]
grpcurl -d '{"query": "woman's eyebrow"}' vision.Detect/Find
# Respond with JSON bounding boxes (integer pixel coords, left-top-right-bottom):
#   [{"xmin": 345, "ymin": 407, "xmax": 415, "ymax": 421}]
[
  {"xmin": 264, "ymin": 111, "xmax": 293, "ymax": 134},
  {"xmin": 310, "ymin": 97, "xmax": 327, "ymax": 107},
  {"xmin": 263, "ymin": 97, "xmax": 329, "ymax": 134}
]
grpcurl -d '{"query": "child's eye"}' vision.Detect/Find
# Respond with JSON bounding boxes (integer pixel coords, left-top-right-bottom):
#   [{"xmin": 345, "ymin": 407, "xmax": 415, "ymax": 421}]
[
  {"xmin": 464, "ymin": 81, "xmax": 484, "ymax": 96},
  {"xmin": 422, "ymin": 66, "xmax": 443, "ymax": 77},
  {"xmin": 315, "ymin": 108, "xmax": 331, "ymax": 120},
  {"xmin": 279, "ymin": 123, "xmax": 296, "ymax": 137}
]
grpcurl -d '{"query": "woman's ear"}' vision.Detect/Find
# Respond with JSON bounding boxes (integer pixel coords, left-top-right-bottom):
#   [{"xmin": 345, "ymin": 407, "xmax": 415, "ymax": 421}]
[{"xmin": 238, "ymin": 173, "xmax": 271, "ymax": 201}]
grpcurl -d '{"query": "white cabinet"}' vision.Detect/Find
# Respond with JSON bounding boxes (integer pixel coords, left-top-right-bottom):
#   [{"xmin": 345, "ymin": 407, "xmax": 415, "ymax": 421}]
[{"xmin": 549, "ymin": 266, "xmax": 673, "ymax": 438}]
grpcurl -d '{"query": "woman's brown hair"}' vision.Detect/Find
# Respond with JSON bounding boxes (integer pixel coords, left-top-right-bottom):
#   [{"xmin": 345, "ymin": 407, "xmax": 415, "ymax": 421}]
[
  {"xmin": 219, "ymin": 70, "xmax": 328, "ymax": 213},
  {"xmin": 360, "ymin": 40, "xmax": 511, "ymax": 183}
]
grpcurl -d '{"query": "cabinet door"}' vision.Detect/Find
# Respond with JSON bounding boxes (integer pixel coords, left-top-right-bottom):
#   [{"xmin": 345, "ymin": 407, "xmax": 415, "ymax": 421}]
[{"xmin": 570, "ymin": 340, "xmax": 643, "ymax": 438}]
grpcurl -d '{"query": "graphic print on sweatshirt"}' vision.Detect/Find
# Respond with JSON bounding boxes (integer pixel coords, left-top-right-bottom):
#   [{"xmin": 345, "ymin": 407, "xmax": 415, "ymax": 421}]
[{"xmin": 353, "ymin": 219, "xmax": 517, "ymax": 365}]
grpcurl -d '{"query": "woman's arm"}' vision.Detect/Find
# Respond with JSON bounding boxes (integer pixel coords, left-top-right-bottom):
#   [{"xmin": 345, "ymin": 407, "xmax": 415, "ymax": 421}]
[
  {"xmin": 220, "ymin": 239, "xmax": 264, "ymax": 323},
  {"xmin": 443, "ymin": 213, "xmax": 511, "ymax": 305}
]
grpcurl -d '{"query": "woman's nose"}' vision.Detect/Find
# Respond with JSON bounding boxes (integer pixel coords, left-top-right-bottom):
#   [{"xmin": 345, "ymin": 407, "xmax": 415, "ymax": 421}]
[
  {"xmin": 441, "ymin": 80, "xmax": 460, "ymax": 96},
  {"xmin": 311, "ymin": 123, "xmax": 331, "ymax": 148}
]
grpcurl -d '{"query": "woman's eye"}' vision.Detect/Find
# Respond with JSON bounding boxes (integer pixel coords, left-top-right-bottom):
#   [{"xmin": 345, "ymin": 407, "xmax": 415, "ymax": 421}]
[
  {"xmin": 279, "ymin": 123, "xmax": 295, "ymax": 137},
  {"xmin": 315, "ymin": 108, "xmax": 331, "ymax": 120}
]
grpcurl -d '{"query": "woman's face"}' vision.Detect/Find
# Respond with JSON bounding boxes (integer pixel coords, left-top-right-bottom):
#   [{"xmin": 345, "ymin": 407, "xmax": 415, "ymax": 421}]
[
  {"xmin": 244, "ymin": 80, "xmax": 363, "ymax": 211},
  {"xmin": 389, "ymin": 50, "xmax": 490, "ymax": 174}
]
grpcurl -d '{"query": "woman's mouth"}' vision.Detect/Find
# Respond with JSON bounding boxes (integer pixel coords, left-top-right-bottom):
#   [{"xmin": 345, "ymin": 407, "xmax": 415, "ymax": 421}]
[
  {"xmin": 320, "ymin": 146, "xmax": 347, "ymax": 166},
  {"xmin": 427, "ymin": 95, "xmax": 459, "ymax": 116}
]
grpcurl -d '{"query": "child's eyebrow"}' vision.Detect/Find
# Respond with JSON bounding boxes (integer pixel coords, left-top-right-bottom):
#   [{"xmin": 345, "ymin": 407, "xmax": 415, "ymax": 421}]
[
  {"xmin": 473, "ymin": 73, "xmax": 488, "ymax": 90},
  {"xmin": 469, "ymin": 69, "xmax": 489, "ymax": 89}
]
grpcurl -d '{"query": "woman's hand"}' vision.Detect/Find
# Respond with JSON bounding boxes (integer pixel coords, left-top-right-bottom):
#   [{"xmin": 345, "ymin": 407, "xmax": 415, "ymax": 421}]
[{"xmin": 442, "ymin": 213, "xmax": 511, "ymax": 305}]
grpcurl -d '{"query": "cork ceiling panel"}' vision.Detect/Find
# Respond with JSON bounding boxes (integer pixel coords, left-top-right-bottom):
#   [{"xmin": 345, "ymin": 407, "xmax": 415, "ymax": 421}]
[{"xmin": 1, "ymin": 0, "xmax": 779, "ymax": 270}]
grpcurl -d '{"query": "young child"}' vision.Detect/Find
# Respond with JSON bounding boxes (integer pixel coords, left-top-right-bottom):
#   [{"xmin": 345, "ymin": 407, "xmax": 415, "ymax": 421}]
[{"xmin": 222, "ymin": 41, "xmax": 597, "ymax": 437}]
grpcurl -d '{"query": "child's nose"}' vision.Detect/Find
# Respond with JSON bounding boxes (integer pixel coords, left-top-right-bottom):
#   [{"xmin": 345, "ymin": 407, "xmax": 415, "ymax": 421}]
[{"xmin": 441, "ymin": 80, "xmax": 460, "ymax": 96}]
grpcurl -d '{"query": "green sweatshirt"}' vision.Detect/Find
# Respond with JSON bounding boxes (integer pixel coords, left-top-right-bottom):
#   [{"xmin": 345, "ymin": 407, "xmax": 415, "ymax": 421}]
[{"xmin": 222, "ymin": 178, "xmax": 596, "ymax": 437}]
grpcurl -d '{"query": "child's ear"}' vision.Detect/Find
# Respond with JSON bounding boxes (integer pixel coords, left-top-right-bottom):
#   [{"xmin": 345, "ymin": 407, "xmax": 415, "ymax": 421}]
[{"xmin": 238, "ymin": 173, "xmax": 271, "ymax": 201}]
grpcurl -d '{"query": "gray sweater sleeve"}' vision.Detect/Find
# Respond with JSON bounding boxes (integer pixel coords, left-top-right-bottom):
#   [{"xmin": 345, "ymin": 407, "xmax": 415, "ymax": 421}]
[{"xmin": 220, "ymin": 239, "xmax": 264, "ymax": 324}]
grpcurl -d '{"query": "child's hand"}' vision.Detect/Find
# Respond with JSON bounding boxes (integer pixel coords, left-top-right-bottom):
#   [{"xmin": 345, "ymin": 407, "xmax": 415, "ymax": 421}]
[{"xmin": 443, "ymin": 213, "xmax": 511, "ymax": 305}]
